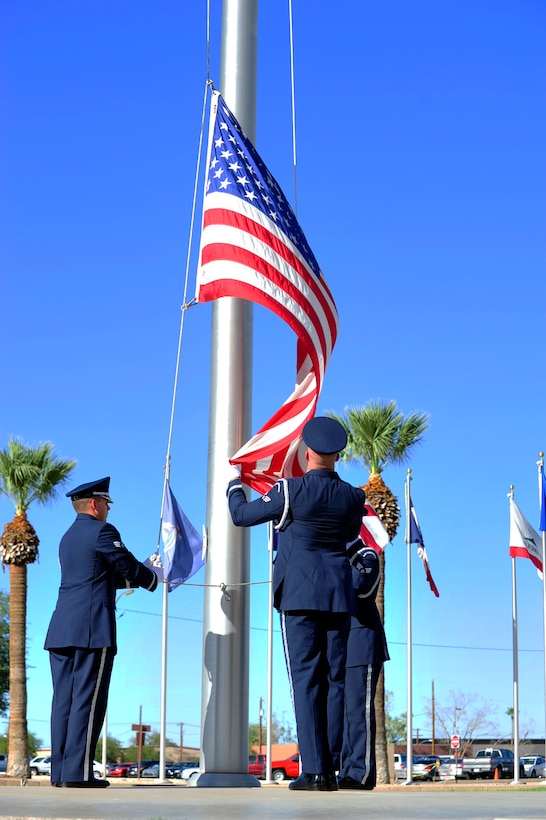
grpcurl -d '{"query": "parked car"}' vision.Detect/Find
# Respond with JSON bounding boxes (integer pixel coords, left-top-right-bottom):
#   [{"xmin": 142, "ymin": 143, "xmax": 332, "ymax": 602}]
[
  {"xmin": 412, "ymin": 755, "xmax": 441, "ymax": 781},
  {"xmin": 141, "ymin": 763, "xmax": 161, "ymax": 778},
  {"xmin": 462, "ymin": 747, "xmax": 523, "ymax": 780},
  {"xmin": 248, "ymin": 754, "xmax": 266, "ymax": 777},
  {"xmin": 180, "ymin": 762, "xmax": 200, "ymax": 780},
  {"xmin": 30, "ymin": 755, "xmax": 103, "ymax": 778},
  {"xmin": 165, "ymin": 762, "xmax": 189, "ymax": 778},
  {"xmin": 393, "ymin": 753, "xmax": 407, "ymax": 780},
  {"xmin": 106, "ymin": 762, "xmax": 135, "ymax": 777},
  {"xmin": 521, "ymin": 755, "xmax": 546, "ymax": 779},
  {"xmin": 267, "ymin": 752, "xmax": 300, "ymax": 782},
  {"xmin": 0, "ymin": 754, "xmax": 7, "ymax": 774},
  {"xmin": 126, "ymin": 760, "xmax": 159, "ymax": 777},
  {"xmin": 29, "ymin": 756, "xmax": 51, "ymax": 775},
  {"xmin": 438, "ymin": 756, "xmax": 464, "ymax": 780},
  {"xmin": 393, "ymin": 754, "xmax": 440, "ymax": 781}
]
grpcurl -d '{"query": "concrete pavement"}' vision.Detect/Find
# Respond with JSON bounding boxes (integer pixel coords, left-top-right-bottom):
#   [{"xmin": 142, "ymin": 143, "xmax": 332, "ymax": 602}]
[{"xmin": 1, "ymin": 778, "xmax": 546, "ymax": 820}]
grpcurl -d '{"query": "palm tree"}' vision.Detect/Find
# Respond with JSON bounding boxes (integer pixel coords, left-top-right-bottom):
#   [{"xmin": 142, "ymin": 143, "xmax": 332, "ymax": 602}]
[
  {"xmin": 327, "ymin": 401, "xmax": 430, "ymax": 783},
  {"xmin": 0, "ymin": 437, "xmax": 76, "ymax": 778}
]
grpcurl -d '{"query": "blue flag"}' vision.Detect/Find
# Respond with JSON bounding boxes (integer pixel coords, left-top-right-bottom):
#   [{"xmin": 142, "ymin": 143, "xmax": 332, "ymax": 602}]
[
  {"xmin": 540, "ymin": 466, "xmax": 546, "ymax": 533},
  {"xmin": 409, "ymin": 496, "xmax": 424, "ymax": 545},
  {"xmin": 161, "ymin": 485, "xmax": 204, "ymax": 591}
]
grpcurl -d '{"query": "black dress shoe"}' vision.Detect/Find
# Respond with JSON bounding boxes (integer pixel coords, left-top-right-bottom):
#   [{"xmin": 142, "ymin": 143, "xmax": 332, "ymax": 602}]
[
  {"xmin": 337, "ymin": 776, "xmax": 374, "ymax": 790},
  {"xmin": 325, "ymin": 773, "xmax": 339, "ymax": 791},
  {"xmin": 60, "ymin": 779, "xmax": 110, "ymax": 788},
  {"xmin": 289, "ymin": 773, "xmax": 328, "ymax": 791}
]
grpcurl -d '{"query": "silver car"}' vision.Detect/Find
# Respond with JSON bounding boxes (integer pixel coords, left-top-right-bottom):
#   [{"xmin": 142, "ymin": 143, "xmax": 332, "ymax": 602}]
[{"xmin": 521, "ymin": 755, "xmax": 545, "ymax": 779}]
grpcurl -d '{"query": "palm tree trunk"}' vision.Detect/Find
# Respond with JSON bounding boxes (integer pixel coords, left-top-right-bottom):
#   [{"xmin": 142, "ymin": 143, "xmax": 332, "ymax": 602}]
[
  {"xmin": 374, "ymin": 551, "xmax": 389, "ymax": 783},
  {"xmin": 7, "ymin": 564, "xmax": 30, "ymax": 778}
]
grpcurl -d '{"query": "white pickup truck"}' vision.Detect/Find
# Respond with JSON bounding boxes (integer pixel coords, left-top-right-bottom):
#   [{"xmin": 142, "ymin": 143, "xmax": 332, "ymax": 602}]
[{"xmin": 461, "ymin": 748, "xmax": 523, "ymax": 780}]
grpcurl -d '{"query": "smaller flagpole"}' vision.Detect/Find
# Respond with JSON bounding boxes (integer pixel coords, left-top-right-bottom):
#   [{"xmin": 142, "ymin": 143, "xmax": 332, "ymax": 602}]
[
  {"xmin": 509, "ymin": 486, "xmax": 520, "ymax": 782},
  {"xmin": 405, "ymin": 469, "xmax": 413, "ymax": 785},
  {"xmin": 537, "ymin": 453, "xmax": 546, "ymax": 765},
  {"xmin": 264, "ymin": 522, "xmax": 274, "ymax": 783},
  {"xmin": 159, "ymin": 469, "xmax": 170, "ymax": 783}
]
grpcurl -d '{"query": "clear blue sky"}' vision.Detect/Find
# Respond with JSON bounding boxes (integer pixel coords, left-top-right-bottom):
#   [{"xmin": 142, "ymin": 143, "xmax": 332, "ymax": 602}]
[{"xmin": 2, "ymin": 0, "xmax": 546, "ymax": 752}]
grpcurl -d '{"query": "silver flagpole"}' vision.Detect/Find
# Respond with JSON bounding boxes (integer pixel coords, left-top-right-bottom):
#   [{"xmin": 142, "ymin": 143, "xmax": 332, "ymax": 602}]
[
  {"xmin": 509, "ymin": 486, "xmax": 520, "ymax": 783},
  {"xmin": 193, "ymin": 0, "xmax": 259, "ymax": 788},
  {"xmin": 405, "ymin": 469, "xmax": 413, "ymax": 785},
  {"xmin": 537, "ymin": 453, "xmax": 546, "ymax": 766},
  {"xmin": 264, "ymin": 521, "xmax": 274, "ymax": 783}
]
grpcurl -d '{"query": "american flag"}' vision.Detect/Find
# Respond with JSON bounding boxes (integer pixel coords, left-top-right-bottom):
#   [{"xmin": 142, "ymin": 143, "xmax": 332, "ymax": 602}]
[
  {"xmin": 196, "ymin": 91, "xmax": 338, "ymax": 493},
  {"xmin": 359, "ymin": 503, "xmax": 391, "ymax": 554}
]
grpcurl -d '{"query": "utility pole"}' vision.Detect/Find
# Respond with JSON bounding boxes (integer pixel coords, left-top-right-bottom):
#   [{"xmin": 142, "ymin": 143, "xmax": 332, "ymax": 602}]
[
  {"xmin": 258, "ymin": 698, "xmax": 263, "ymax": 753},
  {"xmin": 178, "ymin": 723, "xmax": 184, "ymax": 762},
  {"xmin": 431, "ymin": 680, "xmax": 435, "ymax": 754}
]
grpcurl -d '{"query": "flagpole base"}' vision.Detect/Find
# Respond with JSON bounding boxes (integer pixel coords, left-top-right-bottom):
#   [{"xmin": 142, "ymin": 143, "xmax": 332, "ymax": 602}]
[{"xmin": 186, "ymin": 772, "xmax": 261, "ymax": 788}]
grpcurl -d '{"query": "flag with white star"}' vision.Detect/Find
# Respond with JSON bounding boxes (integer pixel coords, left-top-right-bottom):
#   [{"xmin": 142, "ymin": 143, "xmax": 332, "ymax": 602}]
[{"xmin": 196, "ymin": 91, "xmax": 339, "ymax": 493}]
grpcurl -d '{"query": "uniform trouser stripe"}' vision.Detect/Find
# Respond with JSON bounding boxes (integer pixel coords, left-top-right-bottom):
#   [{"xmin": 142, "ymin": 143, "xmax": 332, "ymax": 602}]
[
  {"xmin": 83, "ymin": 648, "xmax": 108, "ymax": 780},
  {"xmin": 280, "ymin": 612, "xmax": 296, "ymax": 712},
  {"xmin": 340, "ymin": 661, "xmax": 382, "ymax": 786},
  {"xmin": 49, "ymin": 647, "xmax": 115, "ymax": 783}
]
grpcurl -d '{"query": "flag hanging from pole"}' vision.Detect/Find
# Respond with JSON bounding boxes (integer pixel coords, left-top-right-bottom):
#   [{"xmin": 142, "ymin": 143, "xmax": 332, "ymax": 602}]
[
  {"xmin": 161, "ymin": 485, "xmax": 205, "ymax": 591},
  {"xmin": 359, "ymin": 503, "xmax": 390, "ymax": 554},
  {"xmin": 409, "ymin": 496, "xmax": 440, "ymax": 597},
  {"xmin": 196, "ymin": 91, "xmax": 339, "ymax": 494},
  {"xmin": 509, "ymin": 497, "xmax": 543, "ymax": 578}
]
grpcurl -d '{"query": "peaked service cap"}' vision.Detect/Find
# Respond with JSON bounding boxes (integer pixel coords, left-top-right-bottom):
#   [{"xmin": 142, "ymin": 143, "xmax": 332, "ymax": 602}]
[
  {"xmin": 66, "ymin": 476, "xmax": 114, "ymax": 504},
  {"xmin": 302, "ymin": 416, "xmax": 348, "ymax": 455}
]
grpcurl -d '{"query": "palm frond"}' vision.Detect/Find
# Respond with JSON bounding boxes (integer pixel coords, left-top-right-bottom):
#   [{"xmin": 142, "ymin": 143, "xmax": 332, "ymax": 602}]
[{"xmin": 0, "ymin": 437, "xmax": 77, "ymax": 514}]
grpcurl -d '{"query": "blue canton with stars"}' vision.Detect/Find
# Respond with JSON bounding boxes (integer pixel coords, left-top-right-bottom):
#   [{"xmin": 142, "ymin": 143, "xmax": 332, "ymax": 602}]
[{"xmin": 206, "ymin": 95, "xmax": 321, "ymax": 279}]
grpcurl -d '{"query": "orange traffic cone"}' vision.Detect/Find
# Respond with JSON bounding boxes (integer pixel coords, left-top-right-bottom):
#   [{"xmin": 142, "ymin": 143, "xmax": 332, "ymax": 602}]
[{"xmin": 494, "ymin": 767, "xmax": 499, "ymax": 781}]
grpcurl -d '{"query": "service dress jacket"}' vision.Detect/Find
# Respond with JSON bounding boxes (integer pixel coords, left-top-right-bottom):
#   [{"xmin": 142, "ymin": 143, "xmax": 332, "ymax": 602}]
[
  {"xmin": 228, "ymin": 469, "xmax": 365, "ymax": 613},
  {"xmin": 44, "ymin": 513, "xmax": 158, "ymax": 652}
]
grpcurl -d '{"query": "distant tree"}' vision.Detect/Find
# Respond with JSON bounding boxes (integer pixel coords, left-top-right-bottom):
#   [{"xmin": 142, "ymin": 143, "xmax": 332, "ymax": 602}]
[
  {"xmin": 0, "ymin": 591, "xmax": 8, "ymax": 715},
  {"xmin": 123, "ymin": 729, "xmax": 176, "ymax": 762},
  {"xmin": 0, "ymin": 437, "xmax": 76, "ymax": 778},
  {"xmin": 0, "ymin": 729, "xmax": 41, "ymax": 757},
  {"xmin": 95, "ymin": 734, "xmax": 124, "ymax": 763},
  {"xmin": 248, "ymin": 711, "xmax": 296, "ymax": 750},
  {"xmin": 426, "ymin": 689, "xmax": 499, "ymax": 756},
  {"xmin": 385, "ymin": 690, "xmax": 406, "ymax": 743}
]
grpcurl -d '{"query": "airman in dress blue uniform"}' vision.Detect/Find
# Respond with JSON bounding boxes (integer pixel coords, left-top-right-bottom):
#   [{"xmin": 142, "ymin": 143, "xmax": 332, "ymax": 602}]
[
  {"xmin": 337, "ymin": 540, "xmax": 389, "ymax": 790},
  {"xmin": 44, "ymin": 477, "xmax": 161, "ymax": 788},
  {"xmin": 227, "ymin": 417, "xmax": 365, "ymax": 792}
]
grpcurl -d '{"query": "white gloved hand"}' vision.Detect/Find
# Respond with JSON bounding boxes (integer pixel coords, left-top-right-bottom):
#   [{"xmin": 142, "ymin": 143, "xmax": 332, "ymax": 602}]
[
  {"xmin": 226, "ymin": 461, "xmax": 242, "ymax": 484},
  {"xmin": 144, "ymin": 552, "xmax": 164, "ymax": 582}
]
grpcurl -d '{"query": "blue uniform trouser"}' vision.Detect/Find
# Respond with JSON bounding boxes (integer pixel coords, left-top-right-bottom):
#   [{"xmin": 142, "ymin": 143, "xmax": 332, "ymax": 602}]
[
  {"xmin": 49, "ymin": 647, "xmax": 115, "ymax": 783},
  {"xmin": 339, "ymin": 662, "xmax": 382, "ymax": 786},
  {"xmin": 281, "ymin": 610, "xmax": 350, "ymax": 774}
]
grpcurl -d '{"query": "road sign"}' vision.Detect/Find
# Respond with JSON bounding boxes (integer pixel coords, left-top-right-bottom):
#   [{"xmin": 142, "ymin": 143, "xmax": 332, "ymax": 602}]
[{"xmin": 451, "ymin": 734, "xmax": 460, "ymax": 750}]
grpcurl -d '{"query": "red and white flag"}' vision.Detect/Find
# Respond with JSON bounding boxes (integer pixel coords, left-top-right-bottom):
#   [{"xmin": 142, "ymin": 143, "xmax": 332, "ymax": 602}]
[
  {"xmin": 196, "ymin": 92, "xmax": 338, "ymax": 494},
  {"xmin": 410, "ymin": 497, "xmax": 440, "ymax": 597},
  {"xmin": 509, "ymin": 498, "xmax": 543, "ymax": 579},
  {"xmin": 359, "ymin": 503, "xmax": 390, "ymax": 554}
]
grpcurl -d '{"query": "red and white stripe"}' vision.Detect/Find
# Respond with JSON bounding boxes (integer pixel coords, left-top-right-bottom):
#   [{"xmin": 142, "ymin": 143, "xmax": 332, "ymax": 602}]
[
  {"xmin": 359, "ymin": 503, "xmax": 391, "ymax": 554},
  {"xmin": 196, "ymin": 102, "xmax": 338, "ymax": 493}
]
